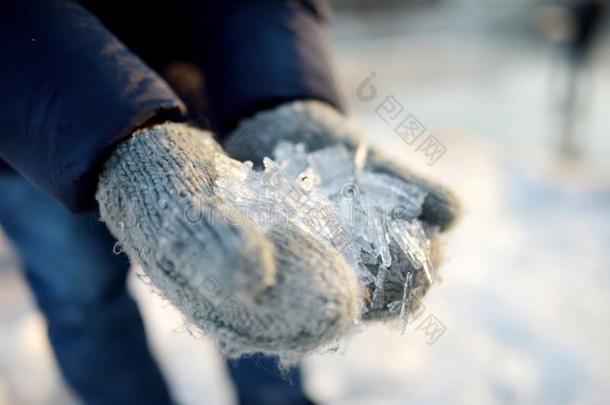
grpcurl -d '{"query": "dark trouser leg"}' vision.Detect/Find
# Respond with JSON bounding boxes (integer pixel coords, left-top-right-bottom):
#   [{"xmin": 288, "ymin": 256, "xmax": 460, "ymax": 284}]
[
  {"xmin": 0, "ymin": 172, "xmax": 172, "ymax": 405},
  {"xmin": 225, "ymin": 354, "xmax": 314, "ymax": 405}
]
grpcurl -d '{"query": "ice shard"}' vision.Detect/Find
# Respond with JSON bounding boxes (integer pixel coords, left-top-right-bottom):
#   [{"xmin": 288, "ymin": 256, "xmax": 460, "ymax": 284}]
[{"xmin": 214, "ymin": 142, "xmax": 438, "ymax": 321}]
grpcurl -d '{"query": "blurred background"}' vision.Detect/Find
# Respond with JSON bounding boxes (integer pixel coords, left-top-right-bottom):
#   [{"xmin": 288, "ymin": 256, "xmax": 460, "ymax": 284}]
[{"xmin": 1, "ymin": 0, "xmax": 609, "ymax": 403}]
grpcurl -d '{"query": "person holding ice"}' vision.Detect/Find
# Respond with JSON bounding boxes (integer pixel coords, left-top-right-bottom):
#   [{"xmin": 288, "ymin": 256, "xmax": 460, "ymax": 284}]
[{"xmin": 0, "ymin": 1, "xmax": 459, "ymax": 404}]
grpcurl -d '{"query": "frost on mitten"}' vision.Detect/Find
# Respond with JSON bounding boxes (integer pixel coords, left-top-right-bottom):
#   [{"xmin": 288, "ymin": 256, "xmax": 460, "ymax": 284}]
[
  {"xmin": 224, "ymin": 101, "xmax": 460, "ymax": 231},
  {"xmin": 96, "ymin": 123, "xmax": 360, "ymax": 359}
]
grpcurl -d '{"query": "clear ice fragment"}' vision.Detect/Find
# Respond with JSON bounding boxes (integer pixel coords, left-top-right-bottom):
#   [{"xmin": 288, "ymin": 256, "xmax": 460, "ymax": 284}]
[
  {"xmin": 214, "ymin": 141, "xmax": 439, "ymax": 323},
  {"xmin": 388, "ymin": 219, "xmax": 434, "ymax": 284},
  {"xmin": 398, "ymin": 272, "xmax": 418, "ymax": 333},
  {"xmin": 354, "ymin": 142, "xmax": 369, "ymax": 175},
  {"xmin": 296, "ymin": 167, "xmax": 320, "ymax": 194}
]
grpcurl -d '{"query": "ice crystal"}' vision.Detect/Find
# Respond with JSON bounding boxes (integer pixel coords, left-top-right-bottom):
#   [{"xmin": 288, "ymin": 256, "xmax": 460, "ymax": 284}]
[{"xmin": 214, "ymin": 142, "xmax": 438, "ymax": 325}]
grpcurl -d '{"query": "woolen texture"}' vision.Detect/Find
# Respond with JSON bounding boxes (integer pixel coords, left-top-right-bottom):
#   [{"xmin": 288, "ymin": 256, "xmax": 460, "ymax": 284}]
[
  {"xmin": 224, "ymin": 101, "xmax": 460, "ymax": 322},
  {"xmin": 224, "ymin": 100, "xmax": 460, "ymax": 231},
  {"xmin": 96, "ymin": 123, "xmax": 360, "ymax": 359}
]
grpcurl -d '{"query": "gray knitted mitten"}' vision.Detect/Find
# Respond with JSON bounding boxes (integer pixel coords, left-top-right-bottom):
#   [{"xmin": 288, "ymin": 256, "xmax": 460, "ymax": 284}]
[
  {"xmin": 224, "ymin": 101, "xmax": 460, "ymax": 231},
  {"xmin": 224, "ymin": 101, "xmax": 460, "ymax": 321},
  {"xmin": 96, "ymin": 123, "xmax": 360, "ymax": 358}
]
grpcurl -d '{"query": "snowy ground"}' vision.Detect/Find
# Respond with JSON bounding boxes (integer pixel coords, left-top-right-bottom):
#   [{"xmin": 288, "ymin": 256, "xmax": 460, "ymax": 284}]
[{"xmin": 2, "ymin": 2, "xmax": 610, "ymax": 404}]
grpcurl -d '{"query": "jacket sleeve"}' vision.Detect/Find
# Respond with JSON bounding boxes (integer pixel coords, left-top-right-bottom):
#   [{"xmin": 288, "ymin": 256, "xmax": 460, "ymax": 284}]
[
  {"xmin": 0, "ymin": 0, "xmax": 186, "ymax": 211},
  {"xmin": 200, "ymin": 0, "xmax": 344, "ymax": 135}
]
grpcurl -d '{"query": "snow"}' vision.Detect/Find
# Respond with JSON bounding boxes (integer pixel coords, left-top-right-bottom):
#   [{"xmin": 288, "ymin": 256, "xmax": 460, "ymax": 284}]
[{"xmin": 2, "ymin": 128, "xmax": 609, "ymax": 405}]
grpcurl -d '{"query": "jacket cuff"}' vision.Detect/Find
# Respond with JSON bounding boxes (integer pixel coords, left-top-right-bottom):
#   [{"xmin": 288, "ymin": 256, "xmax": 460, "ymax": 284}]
[{"xmin": 203, "ymin": 0, "xmax": 344, "ymax": 136}]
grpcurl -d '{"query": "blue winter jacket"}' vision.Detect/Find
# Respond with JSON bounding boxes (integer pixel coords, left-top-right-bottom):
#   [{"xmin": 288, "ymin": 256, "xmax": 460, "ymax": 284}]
[{"xmin": 0, "ymin": 0, "xmax": 342, "ymax": 211}]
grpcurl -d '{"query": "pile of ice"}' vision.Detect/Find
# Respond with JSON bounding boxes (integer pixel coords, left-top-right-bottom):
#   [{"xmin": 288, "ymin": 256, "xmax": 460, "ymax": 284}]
[{"xmin": 214, "ymin": 142, "xmax": 438, "ymax": 327}]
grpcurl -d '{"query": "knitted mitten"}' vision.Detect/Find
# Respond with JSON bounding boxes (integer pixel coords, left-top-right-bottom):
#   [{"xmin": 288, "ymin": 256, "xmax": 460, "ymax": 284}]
[
  {"xmin": 223, "ymin": 101, "xmax": 460, "ymax": 321},
  {"xmin": 224, "ymin": 101, "xmax": 459, "ymax": 230},
  {"xmin": 96, "ymin": 123, "xmax": 360, "ymax": 358}
]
